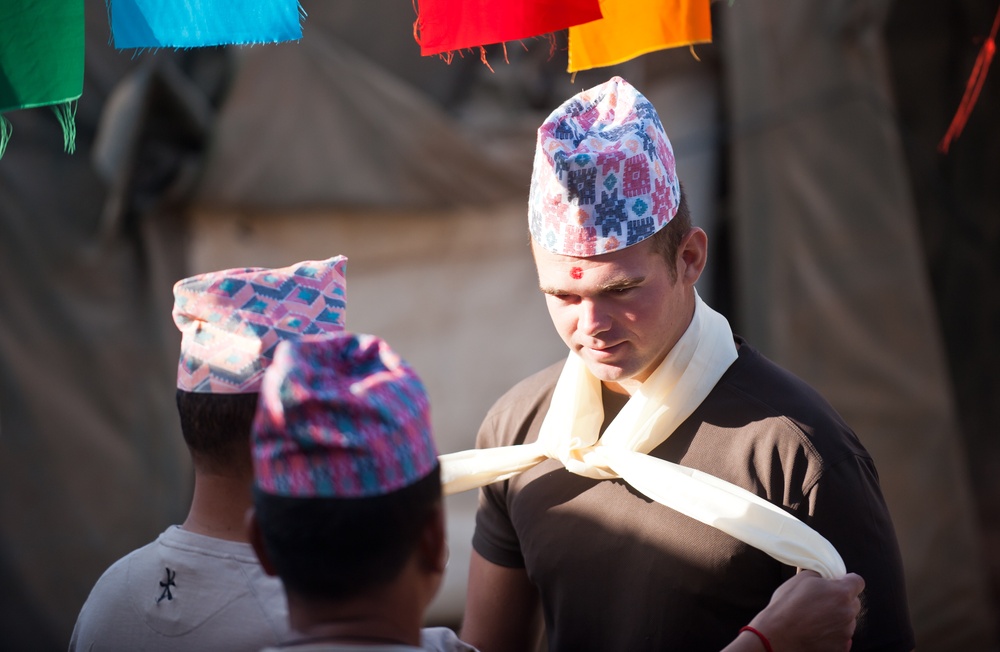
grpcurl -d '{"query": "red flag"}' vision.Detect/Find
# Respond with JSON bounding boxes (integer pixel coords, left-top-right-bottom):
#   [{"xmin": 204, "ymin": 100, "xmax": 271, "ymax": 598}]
[{"xmin": 414, "ymin": 0, "xmax": 602, "ymax": 57}]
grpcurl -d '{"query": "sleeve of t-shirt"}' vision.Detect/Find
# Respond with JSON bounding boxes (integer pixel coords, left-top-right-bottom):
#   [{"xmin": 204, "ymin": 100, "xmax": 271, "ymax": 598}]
[
  {"xmin": 470, "ymin": 405, "xmax": 530, "ymax": 569},
  {"xmin": 805, "ymin": 452, "xmax": 916, "ymax": 652},
  {"xmin": 420, "ymin": 626, "xmax": 480, "ymax": 651},
  {"xmin": 469, "ymin": 363, "xmax": 564, "ymax": 570}
]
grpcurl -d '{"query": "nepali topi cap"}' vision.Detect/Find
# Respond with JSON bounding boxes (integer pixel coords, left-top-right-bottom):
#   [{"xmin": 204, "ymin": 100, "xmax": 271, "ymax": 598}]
[
  {"xmin": 251, "ymin": 333, "xmax": 438, "ymax": 498},
  {"xmin": 528, "ymin": 76, "xmax": 681, "ymax": 257},
  {"xmin": 172, "ymin": 256, "xmax": 347, "ymax": 394}
]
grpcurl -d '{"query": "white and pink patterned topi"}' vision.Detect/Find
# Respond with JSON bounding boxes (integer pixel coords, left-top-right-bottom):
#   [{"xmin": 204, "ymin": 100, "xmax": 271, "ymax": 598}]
[{"xmin": 528, "ymin": 76, "xmax": 680, "ymax": 257}]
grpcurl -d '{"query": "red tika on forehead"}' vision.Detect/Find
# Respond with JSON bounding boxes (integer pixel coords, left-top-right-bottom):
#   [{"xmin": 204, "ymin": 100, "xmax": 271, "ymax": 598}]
[{"xmin": 570, "ymin": 267, "xmax": 584, "ymax": 279}]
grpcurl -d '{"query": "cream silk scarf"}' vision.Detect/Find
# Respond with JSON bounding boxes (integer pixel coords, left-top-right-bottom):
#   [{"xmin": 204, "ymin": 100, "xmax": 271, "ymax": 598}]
[{"xmin": 440, "ymin": 293, "xmax": 846, "ymax": 578}]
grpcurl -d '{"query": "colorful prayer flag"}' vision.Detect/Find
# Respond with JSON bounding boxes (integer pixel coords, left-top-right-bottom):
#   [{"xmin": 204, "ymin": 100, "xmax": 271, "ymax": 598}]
[
  {"xmin": 0, "ymin": 0, "xmax": 84, "ymax": 158},
  {"xmin": 414, "ymin": 0, "xmax": 603, "ymax": 57},
  {"xmin": 568, "ymin": 0, "xmax": 712, "ymax": 72},
  {"xmin": 109, "ymin": 0, "xmax": 303, "ymax": 49}
]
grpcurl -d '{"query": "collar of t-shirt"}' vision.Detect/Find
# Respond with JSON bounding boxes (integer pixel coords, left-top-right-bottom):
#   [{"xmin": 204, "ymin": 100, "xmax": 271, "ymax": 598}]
[{"xmin": 439, "ymin": 293, "xmax": 845, "ymax": 578}]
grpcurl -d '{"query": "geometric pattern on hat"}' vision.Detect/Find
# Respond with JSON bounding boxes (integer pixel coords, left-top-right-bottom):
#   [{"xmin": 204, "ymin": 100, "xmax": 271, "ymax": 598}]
[
  {"xmin": 251, "ymin": 333, "xmax": 438, "ymax": 498},
  {"xmin": 528, "ymin": 76, "xmax": 680, "ymax": 257},
  {"xmin": 172, "ymin": 256, "xmax": 347, "ymax": 394}
]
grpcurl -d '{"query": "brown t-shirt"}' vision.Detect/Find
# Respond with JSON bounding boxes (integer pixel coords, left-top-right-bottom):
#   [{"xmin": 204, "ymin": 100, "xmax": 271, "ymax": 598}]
[{"xmin": 473, "ymin": 338, "xmax": 914, "ymax": 652}]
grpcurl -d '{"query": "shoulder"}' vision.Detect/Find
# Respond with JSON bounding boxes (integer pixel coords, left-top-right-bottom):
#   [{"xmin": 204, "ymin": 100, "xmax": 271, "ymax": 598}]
[
  {"xmin": 475, "ymin": 359, "xmax": 564, "ymax": 449},
  {"xmin": 724, "ymin": 338, "xmax": 840, "ymax": 414},
  {"xmin": 720, "ymin": 341, "xmax": 850, "ymax": 430},
  {"xmin": 421, "ymin": 627, "xmax": 480, "ymax": 652},
  {"xmin": 70, "ymin": 538, "xmax": 161, "ymax": 647},
  {"xmin": 716, "ymin": 338, "xmax": 866, "ymax": 454},
  {"xmin": 82, "ymin": 536, "xmax": 161, "ymax": 599}
]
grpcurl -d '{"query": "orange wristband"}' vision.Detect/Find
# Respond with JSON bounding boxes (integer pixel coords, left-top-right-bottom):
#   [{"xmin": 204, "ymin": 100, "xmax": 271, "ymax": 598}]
[{"xmin": 739, "ymin": 626, "xmax": 774, "ymax": 652}]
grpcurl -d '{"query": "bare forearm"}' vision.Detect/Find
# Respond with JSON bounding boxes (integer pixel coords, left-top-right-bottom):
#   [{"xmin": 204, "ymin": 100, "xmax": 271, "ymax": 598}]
[
  {"xmin": 720, "ymin": 629, "xmax": 769, "ymax": 652},
  {"xmin": 462, "ymin": 551, "xmax": 541, "ymax": 652}
]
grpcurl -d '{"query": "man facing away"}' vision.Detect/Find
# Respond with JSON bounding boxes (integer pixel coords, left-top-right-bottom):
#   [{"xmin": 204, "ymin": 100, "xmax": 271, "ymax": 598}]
[
  {"xmin": 453, "ymin": 77, "xmax": 914, "ymax": 651},
  {"xmin": 246, "ymin": 333, "xmax": 476, "ymax": 652},
  {"xmin": 70, "ymin": 256, "xmax": 348, "ymax": 651},
  {"xmin": 247, "ymin": 333, "xmax": 865, "ymax": 652}
]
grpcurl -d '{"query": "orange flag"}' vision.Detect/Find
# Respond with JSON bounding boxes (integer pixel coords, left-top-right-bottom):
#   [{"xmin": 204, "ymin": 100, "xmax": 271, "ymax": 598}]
[{"xmin": 568, "ymin": 0, "xmax": 712, "ymax": 72}]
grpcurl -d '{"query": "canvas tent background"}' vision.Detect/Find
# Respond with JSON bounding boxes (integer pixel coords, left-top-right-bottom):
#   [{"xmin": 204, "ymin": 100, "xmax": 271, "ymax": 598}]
[{"xmin": 0, "ymin": 0, "xmax": 997, "ymax": 650}]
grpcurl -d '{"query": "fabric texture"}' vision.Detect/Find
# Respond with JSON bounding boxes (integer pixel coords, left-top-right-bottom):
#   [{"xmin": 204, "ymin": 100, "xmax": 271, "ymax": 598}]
[
  {"xmin": 0, "ymin": 0, "xmax": 83, "ymax": 157},
  {"xmin": 568, "ymin": 0, "xmax": 712, "ymax": 73},
  {"xmin": 194, "ymin": 35, "xmax": 527, "ymax": 210},
  {"xmin": 172, "ymin": 256, "xmax": 347, "ymax": 394},
  {"xmin": 259, "ymin": 627, "xmax": 478, "ymax": 651},
  {"xmin": 69, "ymin": 525, "xmax": 290, "ymax": 651},
  {"xmin": 442, "ymin": 293, "xmax": 844, "ymax": 577},
  {"xmin": 720, "ymin": 1, "xmax": 999, "ymax": 647},
  {"xmin": 528, "ymin": 76, "xmax": 680, "ymax": 257},
  {"xmin": 109, "ymin": 0, "xmax": 302, "ymax": 48},
  {"xmin": 413, "ymin": 0, "xmax": 602, "ymax": 57},
  {"xmin": 472, "ymin": 337, "xmax": 914, "ymax": 651},
  {"xmin": 253, "ymin": 334, "xmax": 438, "ymax": 498}
]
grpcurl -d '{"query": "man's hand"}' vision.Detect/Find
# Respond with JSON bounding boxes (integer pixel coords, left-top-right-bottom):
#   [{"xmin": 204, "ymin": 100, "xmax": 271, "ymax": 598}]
[{"xmin": 744, "ymin": 570, "xmax": 865, "ymax": 652}]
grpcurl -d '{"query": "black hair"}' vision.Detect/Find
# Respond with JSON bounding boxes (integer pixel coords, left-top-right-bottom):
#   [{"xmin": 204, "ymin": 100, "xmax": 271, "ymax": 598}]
[
  {"xmin": 253, "ymin": 464, "xmax": 442, "ymax": 602},
  {"xmin": 175, "ymin": 389, "xmax": 258, "ymax": 474}
]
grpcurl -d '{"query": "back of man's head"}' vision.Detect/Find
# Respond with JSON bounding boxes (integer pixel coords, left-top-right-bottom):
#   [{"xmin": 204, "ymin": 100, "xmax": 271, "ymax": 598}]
[
  {"xmin": 170, "ymin": 256, "xmax": 348, "ymax": 473},
  {"xmin": 176, "ymin": 390, "xmax": 259, "ymax": 475},
  {"xmin": 249, "ymin": 334, "xmax": 443, "ymax": 604},
  {"xmin": 252, "ymin": 468, "xmax": 442, "ymax": 602}
]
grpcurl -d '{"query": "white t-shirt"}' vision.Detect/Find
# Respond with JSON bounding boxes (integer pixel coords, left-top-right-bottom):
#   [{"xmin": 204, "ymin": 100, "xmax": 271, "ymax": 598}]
[
  {"xmin": 70, "ymin": 525, "xmax": 289, "ymax": 651},
  {"xmin": 259, "ymin": 627, "xmax": 477, "ymax": 652}
]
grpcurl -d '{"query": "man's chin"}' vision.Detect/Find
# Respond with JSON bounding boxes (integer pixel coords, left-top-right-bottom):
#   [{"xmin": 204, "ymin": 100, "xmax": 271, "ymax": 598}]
[{"xmin": 580, "ymin": 358, "xmax": 630, "ymax": 383}]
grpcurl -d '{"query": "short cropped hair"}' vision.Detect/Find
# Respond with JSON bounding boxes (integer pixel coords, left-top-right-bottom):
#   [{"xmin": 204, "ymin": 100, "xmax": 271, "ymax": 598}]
[
  {"xmin": 648, "ymin": 185, "xmax": 692, "ymax": 281},
  {"xmin": 253, "ymin": 465, "xmax": 442, "ymax": 603},
  {"xmin": 175, "ymin": 390, "xmax": 258, "ymax": 474}
]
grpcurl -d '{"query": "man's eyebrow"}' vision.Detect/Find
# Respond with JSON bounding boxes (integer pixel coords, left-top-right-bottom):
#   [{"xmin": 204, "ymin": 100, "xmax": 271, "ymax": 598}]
[
  {"xmin": 599, "ymin": 276, "xmax": 645, "ymax": 291},
  {"xmin": 538, "ymin": 276, "xmax": 645, "ymax": 295}
]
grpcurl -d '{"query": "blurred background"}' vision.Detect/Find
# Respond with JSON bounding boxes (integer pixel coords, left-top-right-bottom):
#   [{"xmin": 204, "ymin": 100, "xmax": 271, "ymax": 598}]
[{"xmin": 0, "ymin": 0, "xmax": 998, "ymax": 649}]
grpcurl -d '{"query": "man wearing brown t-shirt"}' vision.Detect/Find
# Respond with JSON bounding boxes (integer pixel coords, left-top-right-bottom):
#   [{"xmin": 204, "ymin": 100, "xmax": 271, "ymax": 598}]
[{"xmin": 456, "ymin": 78, "xmax": 914, "ymax": 652}]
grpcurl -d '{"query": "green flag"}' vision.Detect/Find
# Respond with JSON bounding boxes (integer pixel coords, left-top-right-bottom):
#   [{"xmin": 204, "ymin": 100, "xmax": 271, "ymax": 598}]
[{"xmin": 0, "ymin": 0, "xmax": 85, "ymax": 158}]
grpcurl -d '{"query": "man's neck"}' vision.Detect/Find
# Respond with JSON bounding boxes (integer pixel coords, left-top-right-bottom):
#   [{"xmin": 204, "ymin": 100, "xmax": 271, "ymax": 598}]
[
  {"xmin": 182, "ymin": 470, "xmax": 253, "ymax": 542},
  {"xmin": 600, "ymin": 384, "xmax": 631, "ymax": 435},
  {"xmin": 285, "ymin": 591, "xmax": 423, "ymax": 648}
]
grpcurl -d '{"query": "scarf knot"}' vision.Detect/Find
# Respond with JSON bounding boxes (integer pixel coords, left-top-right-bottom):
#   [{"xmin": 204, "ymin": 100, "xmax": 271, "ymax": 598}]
[{"xmin": 546, "ymin": 437, "xmax": 617, "ymax": 480}]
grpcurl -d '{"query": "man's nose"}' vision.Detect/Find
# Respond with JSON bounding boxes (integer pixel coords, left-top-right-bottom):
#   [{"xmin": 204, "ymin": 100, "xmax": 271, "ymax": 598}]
[{"xmin": 578, "ymin": 299, "xmax": 611, "ymax": 336}]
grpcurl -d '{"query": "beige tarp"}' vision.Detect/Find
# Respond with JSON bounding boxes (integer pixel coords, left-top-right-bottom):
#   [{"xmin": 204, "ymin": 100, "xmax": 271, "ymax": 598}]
[{"xmin": 720, "ymin": 1, "xmax": 997, "ymax": 648}]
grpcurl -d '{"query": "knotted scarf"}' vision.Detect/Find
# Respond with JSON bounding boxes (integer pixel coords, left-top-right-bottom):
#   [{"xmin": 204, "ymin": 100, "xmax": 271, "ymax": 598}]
[{"xmin": 440, "ymin": 293, "xmax": 846, "ymax": 578}]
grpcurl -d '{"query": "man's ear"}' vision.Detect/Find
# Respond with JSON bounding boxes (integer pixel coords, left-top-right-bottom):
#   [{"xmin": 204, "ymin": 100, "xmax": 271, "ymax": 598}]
[
  {"xmin": 245, "ymin": 507, "xmax": 278, "ymax": 576},
  {"xmin": 678, "ymin": 227, "xmax": 708, "ymax": 286},
  {"xmin": 419, "ymin": 503, "xmax": 448, "ymax": 574}
]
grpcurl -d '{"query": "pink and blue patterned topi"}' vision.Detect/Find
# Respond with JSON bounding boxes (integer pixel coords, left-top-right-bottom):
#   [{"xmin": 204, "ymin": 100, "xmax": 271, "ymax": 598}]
[
  {"xmin": 172, "ymin": 256, "xmax": 347, "ymax": 394},
  {"xmin": 528, "ymin": 76, "xmax": 681, "ymax": 257},
  {"xmin": 252, "ymin": 334, "xmax": 438, "ymax": 499}
]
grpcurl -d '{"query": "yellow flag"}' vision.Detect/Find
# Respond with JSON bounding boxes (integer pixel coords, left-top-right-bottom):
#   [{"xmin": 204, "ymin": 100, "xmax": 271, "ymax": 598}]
[{"xmin": 568, "ymin": 0, "xmax": 712, "ymax": 72}]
